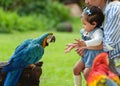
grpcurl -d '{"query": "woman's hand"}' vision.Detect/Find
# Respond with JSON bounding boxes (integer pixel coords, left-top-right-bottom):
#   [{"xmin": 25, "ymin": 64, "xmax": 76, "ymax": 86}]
[
  {"xmin": 75, "ymin": 43, "xmax": 103, "ymax": 56},
  {"xmin": 75, "ymin": 47, "xmax": 86, "ymax": 56}
]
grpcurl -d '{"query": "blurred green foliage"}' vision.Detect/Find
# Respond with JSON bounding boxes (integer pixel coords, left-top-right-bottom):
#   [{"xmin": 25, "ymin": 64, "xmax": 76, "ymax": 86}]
[
  {"xmin": 0, "ymin": 8, "xmax": 52, "ymax": 33},
  {"xmin": 57, "ymin": 0, "xmax": 86, "ymax": 9},
  {"xmin": 0, "ymin": 0, "xmax": 72, "ymax": 33}
]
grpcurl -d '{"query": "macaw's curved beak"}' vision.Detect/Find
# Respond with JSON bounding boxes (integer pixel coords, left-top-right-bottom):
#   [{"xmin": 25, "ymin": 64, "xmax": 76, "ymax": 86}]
[
  {"xmin": 50, "ymin": 35, "xmax": 55, "ymax": 42},
  {"xmin": 47, "ymin": 35, "xmax": 56, "ymax": 43},
  {"xmin": 46, "ymin": 34, "xmax": 55, "ymax": 47}
]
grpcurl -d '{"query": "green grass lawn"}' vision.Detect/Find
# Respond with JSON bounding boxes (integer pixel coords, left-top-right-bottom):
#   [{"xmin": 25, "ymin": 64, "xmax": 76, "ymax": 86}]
[{"xmin": 0, "ymin": 31, "xmax": 86, "ymax": 86}]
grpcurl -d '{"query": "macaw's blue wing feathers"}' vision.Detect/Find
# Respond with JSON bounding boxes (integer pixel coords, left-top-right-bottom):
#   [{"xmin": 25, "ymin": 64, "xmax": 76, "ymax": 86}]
[
  {"xmin": 26, "ymin": 44, "xmax": 44, "ymax": 63},
  {"xmin": 2, "ymin": 44, "xmax": 44, "ymax": 72},
  {"xmin": 9, "ymin": 39, "xmax": 32, "ymax": 62},
  {"xmin": 14, "ymin": 39, "xmax": 32, "ymax": 54},
  {"xmin": 13, "ymin": 43, "xmax": 44, "ymax": 63}
]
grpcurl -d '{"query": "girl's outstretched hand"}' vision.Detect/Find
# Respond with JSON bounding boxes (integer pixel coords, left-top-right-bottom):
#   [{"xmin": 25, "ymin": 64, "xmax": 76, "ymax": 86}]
[
  {"xmin": 75, "ymin": 47, "xmax": 86, "ymax": 56},
  {"xmin": 65, "ymin": 43, "xmax": 77, "ymax": 53}
]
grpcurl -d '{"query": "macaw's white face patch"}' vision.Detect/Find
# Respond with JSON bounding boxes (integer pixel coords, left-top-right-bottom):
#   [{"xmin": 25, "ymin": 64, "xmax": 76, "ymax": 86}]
[{"xmin": 47, "ymin": 35, "xmax": 55, "ymax": 43}]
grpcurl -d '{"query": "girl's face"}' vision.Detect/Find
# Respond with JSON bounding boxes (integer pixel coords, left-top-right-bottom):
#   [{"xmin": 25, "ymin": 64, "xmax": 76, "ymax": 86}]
[{"xmin": 81, "ymin": 17, "xmax": 97, "ymax": 32}]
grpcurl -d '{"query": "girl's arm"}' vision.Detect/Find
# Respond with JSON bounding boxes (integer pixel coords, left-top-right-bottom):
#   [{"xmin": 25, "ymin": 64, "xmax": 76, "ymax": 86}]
[
  {"xmin": 85, "ymin": 29, "xmax": 103, "ymax": 47},
  {"xmin": 75, "ymin": 29, "xmax": 103, "ymax": 50},
  {"xmin": 87, "ymin": 43, "xmax": 103, "ymax": 50}
]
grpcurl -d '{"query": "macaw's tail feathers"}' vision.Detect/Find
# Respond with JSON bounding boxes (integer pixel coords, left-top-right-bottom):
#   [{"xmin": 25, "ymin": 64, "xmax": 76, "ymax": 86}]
[
  {"xmin": 2, "ymin": 62, "xmax": 23, "ymax": 73},
  {"xmin": 1, "ymin": 64, "xmax": 14, "ymax": 73},
  {"xmin": 4, "ymin": 68, "xmax": 23, "ymax": 86}
]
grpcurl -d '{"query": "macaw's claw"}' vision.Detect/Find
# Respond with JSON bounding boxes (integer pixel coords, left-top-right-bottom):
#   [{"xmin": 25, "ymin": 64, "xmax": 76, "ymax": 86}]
[{"xmin": 30, "ymin": 64, "xmax": 36, "ymax": 70}]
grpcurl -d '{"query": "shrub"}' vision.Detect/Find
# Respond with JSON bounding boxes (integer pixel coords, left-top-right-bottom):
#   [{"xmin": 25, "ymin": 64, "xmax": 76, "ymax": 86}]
[
  {"xmin": 0, "ymin": 8, "xmax": 54, "ymax": 33},
  {"xmin": 0, "ymin": 8, "xmax": 18, "ymax": 33},
  {"xmin": 0, "ymin": 0, "xmax": 72, "ymax": 32}
]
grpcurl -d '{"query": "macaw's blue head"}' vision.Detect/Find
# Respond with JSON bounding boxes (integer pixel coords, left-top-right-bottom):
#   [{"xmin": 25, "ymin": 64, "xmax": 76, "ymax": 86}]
[{"xmin": 35, "ymin": 33, "xmax": 55, "ymax": 48}]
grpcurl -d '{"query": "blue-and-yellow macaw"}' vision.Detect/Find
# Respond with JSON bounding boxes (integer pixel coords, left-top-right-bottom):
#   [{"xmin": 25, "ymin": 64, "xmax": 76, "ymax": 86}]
[
  {"xmin": 87, "ymin": 52, "xmax": 120, "ymax": 86},
  {"xmin": 1, "ymin": 33, "xmax": 55, "ymax": 86}
]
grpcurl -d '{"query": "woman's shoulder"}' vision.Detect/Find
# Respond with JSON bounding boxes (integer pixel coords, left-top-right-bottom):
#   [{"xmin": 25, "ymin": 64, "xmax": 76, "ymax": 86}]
[
  {"xmin": 109, "ymin": 1, "xmax": 120, "ymax": 5},
  {"xmin": 106, "ymin": 1, "xmax": 120, "ymax": 11},
  {"xmin": 105, "ymin": 1, "xmax": 120, "ymax": 18}
]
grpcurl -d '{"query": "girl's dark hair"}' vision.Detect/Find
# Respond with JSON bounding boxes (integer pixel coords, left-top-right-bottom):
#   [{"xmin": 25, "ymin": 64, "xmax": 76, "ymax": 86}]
[{"xmin": 82, "ymin": 6, "xmax": 104, "ymax": 28}]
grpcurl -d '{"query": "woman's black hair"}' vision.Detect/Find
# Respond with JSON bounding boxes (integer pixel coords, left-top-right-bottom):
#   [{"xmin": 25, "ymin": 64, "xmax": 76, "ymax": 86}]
[{"xmin": 82, "ymin": 6, "xmax": 104, "ymax": 28}]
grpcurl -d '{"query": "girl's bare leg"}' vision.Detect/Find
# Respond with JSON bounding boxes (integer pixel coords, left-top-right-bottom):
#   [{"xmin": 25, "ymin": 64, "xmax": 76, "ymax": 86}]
[{"xmin": 73, "ymin": 60, "xmax": 85, "ymax": 86}]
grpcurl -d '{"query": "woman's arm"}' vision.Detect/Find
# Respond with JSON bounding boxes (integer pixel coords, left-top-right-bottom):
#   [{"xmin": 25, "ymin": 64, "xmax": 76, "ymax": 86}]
[
  {"xmin": 75, "ymin": 43, "xmax": 103, "ymax": 56},
  {"xmin": 87, "ymin": 43, "xmax": 103, "ymax": 50}
]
